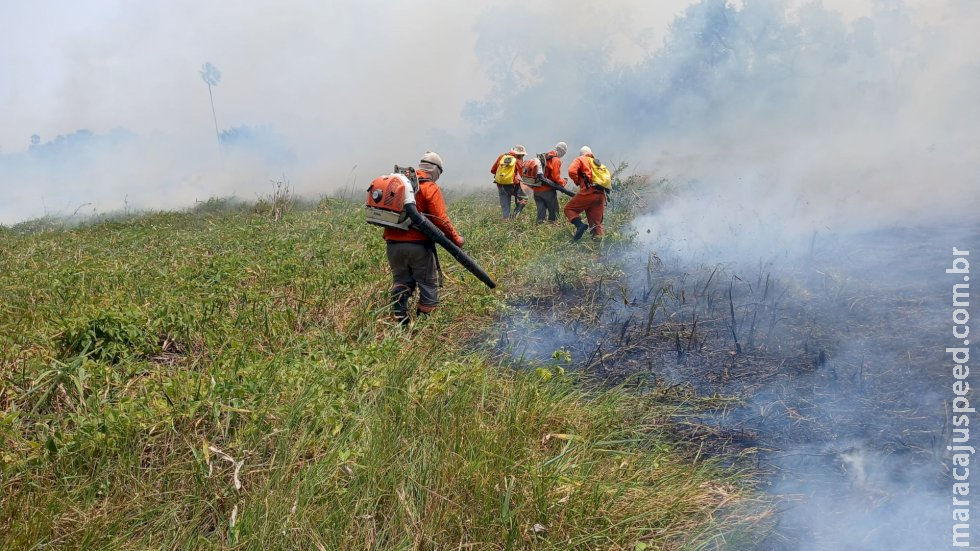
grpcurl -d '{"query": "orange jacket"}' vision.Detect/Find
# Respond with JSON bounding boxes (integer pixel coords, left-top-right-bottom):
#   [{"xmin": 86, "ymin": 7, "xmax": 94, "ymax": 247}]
[
  {"xmin": 490, "ymin": 152, "xmax": 523, "ymax": 185},
  {"xmin": 383, "ymin": 169, "xmax": 463, "ymax": 246},
  {"xmin": 568, "ymin": 154, "xmax": 603, "ymax": 196},
  {"xmin": 545, "ymin": 151, "xmax": 566, "ymax": 186},
  {"xmin": 524, "ymin": 151, "xmax": 568, "ymax": 193},
  {"xmin": 541, "ymin": 150, "xmax": 566, "ymax": 190}
]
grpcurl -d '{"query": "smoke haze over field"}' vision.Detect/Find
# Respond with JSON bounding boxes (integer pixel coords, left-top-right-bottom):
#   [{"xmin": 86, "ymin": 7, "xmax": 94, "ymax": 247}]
[
  {"xmin": 4, "ymin": 1, "xmax": 980, "ymax": 547},
  {"xmin": 4, "ymin": 0, "xmax": 975, "ymax": 227},
  {"xmin": 0, "ymin": 0, "xmax": 693, "ymax": 222}
]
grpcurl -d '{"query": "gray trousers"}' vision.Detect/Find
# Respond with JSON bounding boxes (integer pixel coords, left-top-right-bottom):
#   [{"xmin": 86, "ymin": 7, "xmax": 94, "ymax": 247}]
[
  {"xmin": 533, "ymin": 189, "xmax": 559, "ymax": 223},
  {"xmin": 496, "ymin": 184, "xmax": 528, "ymax": 218},
  {"xmin": 386, "ymin": 241, "xmax": 439, "ymax": 318}
]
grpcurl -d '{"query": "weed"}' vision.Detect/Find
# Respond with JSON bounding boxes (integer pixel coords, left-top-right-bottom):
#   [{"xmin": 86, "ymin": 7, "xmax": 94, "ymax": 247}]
[
  {"xmin": 253, "ymin": 177, "xmax": 294, "ymax": 221},
  {"xmin": 58, "ymin": 308, "xmax": 155, "ymax": 363}
]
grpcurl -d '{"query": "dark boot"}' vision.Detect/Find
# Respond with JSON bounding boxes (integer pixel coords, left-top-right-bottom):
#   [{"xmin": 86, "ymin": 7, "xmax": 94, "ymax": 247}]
[
  {"xmin": 513, "ymin": 201, "xmax": 526, "ymax": 217},
  {"xmin": 392, "ymin": 286, "xmax": 411, "ymax": 325},
  {"xmin": 571, "ymin": 219, "xmax": 588, "ymax": 242}
]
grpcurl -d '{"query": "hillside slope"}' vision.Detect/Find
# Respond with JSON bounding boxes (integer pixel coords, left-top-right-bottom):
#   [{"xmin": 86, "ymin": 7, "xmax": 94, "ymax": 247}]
[{"xmin": 0, "ymin": 180, "xmax": 760, "ymax": 549}]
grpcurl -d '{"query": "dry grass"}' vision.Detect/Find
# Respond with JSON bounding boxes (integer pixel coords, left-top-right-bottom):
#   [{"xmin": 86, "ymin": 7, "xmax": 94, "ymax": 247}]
[{"xmin": 0, "ymin": 174, "xmax": 763, "ymax": 549}]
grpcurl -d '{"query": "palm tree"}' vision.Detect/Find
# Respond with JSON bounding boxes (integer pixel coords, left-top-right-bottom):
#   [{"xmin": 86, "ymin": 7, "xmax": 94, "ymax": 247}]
[{"xmin": 200, "ymin": 62, "xmax": 222, "ymax": 145}]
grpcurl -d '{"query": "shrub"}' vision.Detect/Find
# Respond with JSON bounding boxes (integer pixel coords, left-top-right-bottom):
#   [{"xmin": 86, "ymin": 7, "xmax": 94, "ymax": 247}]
[{"xmin": 58, "ymin": 308, "xmax": 155, "ymax": 363}]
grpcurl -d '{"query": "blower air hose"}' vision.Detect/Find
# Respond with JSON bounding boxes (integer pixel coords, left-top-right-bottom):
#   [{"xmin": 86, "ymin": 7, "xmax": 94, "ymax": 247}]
[
  {"xmin": 404, "ymin": 203, "xmax": 497, "ymax": 289},
  {"xmin": 540, "ymin": 177, "xmax": 575, "ymax": 197}
]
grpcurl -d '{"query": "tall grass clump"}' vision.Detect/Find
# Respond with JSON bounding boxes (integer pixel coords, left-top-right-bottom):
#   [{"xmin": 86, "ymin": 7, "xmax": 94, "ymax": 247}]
[{"xmin": 0, "ymin": 171, "xmax": 761, "ymax": 549}]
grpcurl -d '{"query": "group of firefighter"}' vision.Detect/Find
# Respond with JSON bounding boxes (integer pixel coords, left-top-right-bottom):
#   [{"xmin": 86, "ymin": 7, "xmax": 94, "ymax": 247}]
[
  {"xmin": 380, "ymin": 143, "xmax": 609, "ymax": 325},
  {"xmin": 489, "ymin": 142, "xmax": 607, "ymax": 242}
]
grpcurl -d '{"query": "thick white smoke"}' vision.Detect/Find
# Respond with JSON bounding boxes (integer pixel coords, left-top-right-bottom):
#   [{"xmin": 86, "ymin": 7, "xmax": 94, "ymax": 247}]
[
  {"xmin": 7, "ymin": 1, "xmax": 970, "ymax": 230},
  {"xmin": 0, "ymin": 1, "xmax": 491, "ymax": 222},
  {"xmin": 622, "ymin": 0, "xmax": 980, "ymax": 257}
]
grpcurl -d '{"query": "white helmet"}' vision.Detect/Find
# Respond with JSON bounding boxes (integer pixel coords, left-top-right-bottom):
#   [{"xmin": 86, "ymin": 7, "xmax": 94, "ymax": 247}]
[
  {"xmin": 512, "ymin": 145, "xmax": 527, "ymax": 156},
  {"xmin": 555, "ymin": 142, "xmax": 567, "ymax": 157},
  {"xmin": 579, "ymin": 146, "xmax": 592, "ymax": 156},
  {"xmin": 420, "ymin": 151, "xmax": 444, "ymax": 173}
]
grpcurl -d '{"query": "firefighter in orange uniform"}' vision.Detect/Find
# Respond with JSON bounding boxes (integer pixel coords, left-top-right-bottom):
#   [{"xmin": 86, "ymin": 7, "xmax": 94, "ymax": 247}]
[
  {"xmin": 564, "ymin": 146, "xmax": 606, "ymax": 241},
  {"xmin": 524, "ymin": 141, "xmax": 568, "ymax": 223},
  {"xmin": 383, "ymin": 151, "xmax": 464, "ymax": 324},
  {"xmin": 490, "ymin": 145, "xmax": 528, "ymax": 219}
]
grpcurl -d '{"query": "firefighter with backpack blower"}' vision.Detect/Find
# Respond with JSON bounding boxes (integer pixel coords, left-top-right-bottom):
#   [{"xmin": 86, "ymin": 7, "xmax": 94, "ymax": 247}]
[
  {"xmin": 365, "ymin": 151, "xmax": 496, "ymax": 326},
  {"xmin": 564, "ymin": 146, "xmax": 613, "ymax": 241},
  {"xmin": 523, "ymin": 141, "xmax": 571, "ymax": 224},
  {"xmin": 490, "ymin": 145, "xmax": 529, "ymax": 219}
]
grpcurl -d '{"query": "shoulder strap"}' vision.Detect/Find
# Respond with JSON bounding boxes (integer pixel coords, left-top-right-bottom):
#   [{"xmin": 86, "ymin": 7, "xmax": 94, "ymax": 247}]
[{"xmin": 394, "ymin": 164, "xmax": 421, "ymax": 193}]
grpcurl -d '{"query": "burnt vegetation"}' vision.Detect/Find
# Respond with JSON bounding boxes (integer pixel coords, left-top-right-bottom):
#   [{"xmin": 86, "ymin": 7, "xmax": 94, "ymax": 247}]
[{"xmin": 500, "ymin": 221, "xmax": 976, "ymax": 548}]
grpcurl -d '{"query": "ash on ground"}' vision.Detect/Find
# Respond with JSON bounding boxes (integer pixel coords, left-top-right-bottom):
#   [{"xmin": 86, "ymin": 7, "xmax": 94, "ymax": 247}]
[{"xmin": 496, "ymin": 224, "xmax": 978, "ymax": 550}]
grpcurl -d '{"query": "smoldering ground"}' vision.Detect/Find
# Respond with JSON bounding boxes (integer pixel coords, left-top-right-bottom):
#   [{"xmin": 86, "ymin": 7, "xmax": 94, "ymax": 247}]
[
  {"xmin": 501, "ymin": 201, "xmax": 978, "ymax": 548},
  {"xmin": 491, "ymin": 0, "xmax": 978, "ymax": 548},
  {"xmin": 662, "ymin": 226, "xmax": 973, "ymax": 549}
]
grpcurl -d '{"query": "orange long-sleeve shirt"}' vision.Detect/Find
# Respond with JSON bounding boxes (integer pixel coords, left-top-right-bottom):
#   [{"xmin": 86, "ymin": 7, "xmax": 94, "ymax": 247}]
[
  {"xmin": 544, "ymin": 150, "xmax": 566, "ymax": 186},
  {"xmin": 568, "ymin": 153, "xmax": 602, "ymax": 197},
  {"xmin": 383, "ymin": 170, "xmax": 463, "ymax": 246},
  {"xmin": 525, "ymin": 151, "xmax": 569, "ymax": 193}
]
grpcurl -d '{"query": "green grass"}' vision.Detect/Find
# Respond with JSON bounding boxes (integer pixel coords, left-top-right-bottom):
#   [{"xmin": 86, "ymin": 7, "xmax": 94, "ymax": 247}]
[{"xmin": 0, "ymin": 175, "xmax": 762, "ymax": 549}]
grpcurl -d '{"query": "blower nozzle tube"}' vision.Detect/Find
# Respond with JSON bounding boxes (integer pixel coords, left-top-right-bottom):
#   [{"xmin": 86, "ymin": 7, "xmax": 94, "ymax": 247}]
[
  {"xmin": 539, "ymin": 177, "xmax": 575, "ymax": 197},
  {"xmin": 405, "ymin": 204, "xmax": 497, "ymax": 289}
]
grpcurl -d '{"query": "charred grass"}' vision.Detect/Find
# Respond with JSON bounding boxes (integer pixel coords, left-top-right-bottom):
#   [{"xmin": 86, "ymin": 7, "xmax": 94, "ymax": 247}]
[{"xmin": 501, "ymin": 216, "xmax": 972, "ymax": 548}]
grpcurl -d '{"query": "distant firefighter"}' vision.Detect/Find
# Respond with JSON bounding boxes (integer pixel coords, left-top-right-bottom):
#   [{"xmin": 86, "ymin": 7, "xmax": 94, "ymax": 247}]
[
  {"xmin": 490, "ymin": 145, "xmax": 529, "ymax": 219},
  {"xmin": 565, "ymin": 146, "xmax": 612, "ymax": 241},
  {"xmin": 521, "ymin": 141, "xmax": 569, "ymax": 224}
]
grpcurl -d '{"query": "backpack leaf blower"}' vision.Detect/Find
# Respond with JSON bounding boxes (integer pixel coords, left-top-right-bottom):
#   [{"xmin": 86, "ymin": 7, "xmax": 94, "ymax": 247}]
[{"xmin": 366, "ymin": 166, "xmax": 496, "ymax": 289}]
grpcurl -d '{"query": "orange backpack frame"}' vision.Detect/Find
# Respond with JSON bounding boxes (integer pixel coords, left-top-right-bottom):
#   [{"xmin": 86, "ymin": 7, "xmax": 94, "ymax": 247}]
[{"xmin": 365, "ymin": 165, "xmax": 419, "ymax": 230}]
